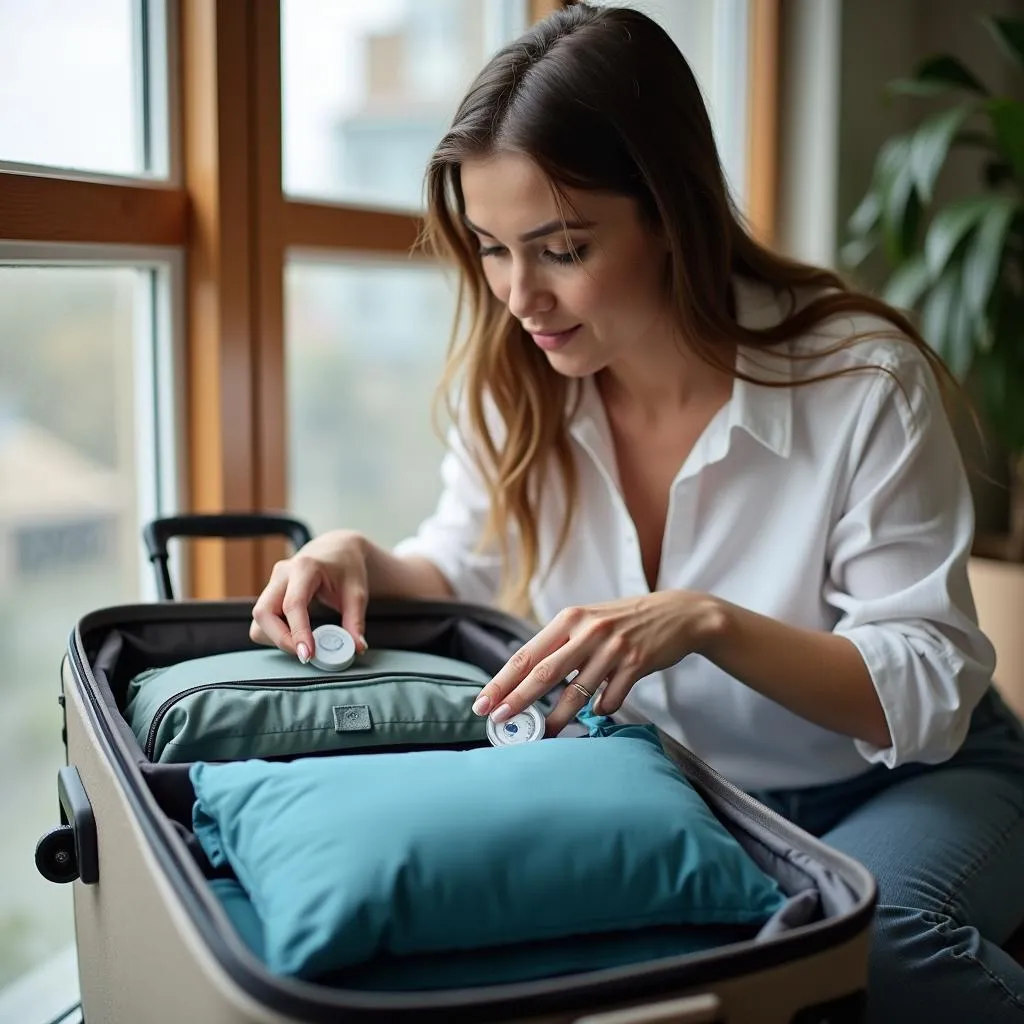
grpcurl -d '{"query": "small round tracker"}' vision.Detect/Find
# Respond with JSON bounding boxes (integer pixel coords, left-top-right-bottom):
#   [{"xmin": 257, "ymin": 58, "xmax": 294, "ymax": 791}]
[
  {"xmin": 486, "ymin": 704, "xmax": 545, "ymax": 747},
  {"xmin": 309, "ymin": 624, "xmax": 357, "ymax": 672}
]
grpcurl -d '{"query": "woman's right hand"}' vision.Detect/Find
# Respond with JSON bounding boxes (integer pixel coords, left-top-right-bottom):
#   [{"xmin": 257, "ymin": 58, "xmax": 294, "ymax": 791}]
[{"xmin": 250, "ymin": 529, "xmax": 370, "ymax": 663}]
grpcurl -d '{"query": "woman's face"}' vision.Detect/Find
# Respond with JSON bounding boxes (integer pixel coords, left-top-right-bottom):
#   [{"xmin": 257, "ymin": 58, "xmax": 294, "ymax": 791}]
[{"xmin": 460, "ymin": 151, "xmax": 674, "ymax": 379}]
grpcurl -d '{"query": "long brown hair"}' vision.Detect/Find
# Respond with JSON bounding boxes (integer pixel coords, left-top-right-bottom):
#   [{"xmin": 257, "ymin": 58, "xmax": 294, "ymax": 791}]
[{"xmin": 421, "ymin": 1, "xmax": 961, "ymax": 614}]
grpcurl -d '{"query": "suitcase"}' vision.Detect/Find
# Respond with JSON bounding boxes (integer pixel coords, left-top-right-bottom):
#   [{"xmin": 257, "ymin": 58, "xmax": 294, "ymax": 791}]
[{"xmin": 37, "ymin": 513, "xmax": 878, "ymax": 1024}]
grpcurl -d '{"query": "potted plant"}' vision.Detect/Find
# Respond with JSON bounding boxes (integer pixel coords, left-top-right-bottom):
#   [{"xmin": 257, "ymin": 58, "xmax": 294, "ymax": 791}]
[{"xmin": 842, "ymin": 14, "xmax": 1024, "ymax": 714}]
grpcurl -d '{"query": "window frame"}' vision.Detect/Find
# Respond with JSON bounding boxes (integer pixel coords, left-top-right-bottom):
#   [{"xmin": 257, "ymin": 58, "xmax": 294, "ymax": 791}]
[
  {"xmin": 0, "ymin": 0, "xmax": 781, "ymax": 599},
  {"xmin": 747, "ymin": 0, "xmax": 780, "ymax": 245}
]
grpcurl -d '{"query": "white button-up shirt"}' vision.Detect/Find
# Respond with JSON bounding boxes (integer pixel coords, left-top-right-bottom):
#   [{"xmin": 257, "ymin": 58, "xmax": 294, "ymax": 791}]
[{"xmin": 395, "ymin": 279, "xmax": 995, "ymax": 790}]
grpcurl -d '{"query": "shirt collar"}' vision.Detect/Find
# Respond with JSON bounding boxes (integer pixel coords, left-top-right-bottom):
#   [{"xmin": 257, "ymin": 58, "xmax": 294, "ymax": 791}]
[
  {"xmin": 569, "ymin": 276, "xmax": 794, "ymax": 461},
  {"xmin": 730, "ymin": 277, "xmax": 793, "ymax": 459}
]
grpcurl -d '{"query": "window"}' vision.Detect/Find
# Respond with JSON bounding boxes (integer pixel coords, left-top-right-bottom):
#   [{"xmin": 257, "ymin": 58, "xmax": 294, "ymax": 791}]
[
  {"xmin": 286, "ymin": 260, "xmax": 454, "ymax": 542},
  {"xmin": 282, "ymin": 0, "xmax": 528, "ymax": 208},
  {"xmin": 0, "ymin": 0, "xmax": 172, "ymax": 178},
  {"xmin": 0, "ymin": 262, "xmax": 178, "ymax": 1008},
  {"xmin": 281, "ymin": 0, "xmax": 531, "ymax": 549}
]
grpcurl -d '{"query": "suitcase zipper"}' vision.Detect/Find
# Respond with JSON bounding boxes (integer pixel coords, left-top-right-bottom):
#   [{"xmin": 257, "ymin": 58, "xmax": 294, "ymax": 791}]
[
  {"xmin": 657, "ymin": 731, "xmax": 814, "ymax": 838},
  {"xmin": 144, "ymin": 670, "xmax": 483, "ymax": 760}
]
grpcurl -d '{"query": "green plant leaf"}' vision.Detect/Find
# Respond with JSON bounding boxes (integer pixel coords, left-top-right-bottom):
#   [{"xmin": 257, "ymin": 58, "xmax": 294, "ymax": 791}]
[
  {"xmin": 987, "ymin": 98, "xmax": 1024, "ymax": 184},
  {"xmin": 962, "ymin": 195, "xmax": 1019, "ymax": 324},
  {"xmin": 847, "ymin": 191, "xmax": 881, "ymax": 238},
  {"xmin": 840, "ymin": 237, "xmax": 877, "ymax": 270},
  {"xmin": 887, "ymin": 54, "xmax": 989, "ymax": 97},
  {"xmin": 883, "ymin": 255, "xmax": 932, "ymax": 310},
  {"xmin": 887, "ymin": 78, "xmax": 955, "ymax": 98},
  {"xmin": 872, "ymin": 134, "xmax": 913, "ymax": 184},
  {"xmin": 884, "ymin": 167, "xmax": 917, "ymax": 264},
  {"xmin": 900, "ymin": 189, "xmax": 924, "ymax": 262},
  {"xmin": 921, "ymin": 265, "xmax": 961, "ymax": 368},
  {"xmin": 947, "ymin": 288, "xmax": 975, "ymax": 379},
  {"xmin": 910, "ymin": 103, "xmax": 976, "ymax": 203},
  {"xmin": 923, "ymin": 195, "xmax": 995, "ymax": 279},
  {"xmin": 873, "ymin": 134, "xmax": 913, "ymax": 189},
  {"xmin": 872, "ymin": 136, "xmax": 919, "ymax": 264},
  {"xmin": 983, "ymin": 16, "xmax": 1024, "ymax": 73}
]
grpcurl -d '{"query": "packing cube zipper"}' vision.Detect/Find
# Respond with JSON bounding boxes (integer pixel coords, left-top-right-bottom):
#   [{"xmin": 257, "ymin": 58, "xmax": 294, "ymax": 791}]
[{"xmin": 123, "ymin": 648, "xmax": 494, "ymax": 763}]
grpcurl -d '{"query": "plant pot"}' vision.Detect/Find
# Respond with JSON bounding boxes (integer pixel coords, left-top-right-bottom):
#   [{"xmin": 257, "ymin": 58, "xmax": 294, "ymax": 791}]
[{"xmin": 968, "ymin": 555, "xmax": 1024, "ymax": 721}]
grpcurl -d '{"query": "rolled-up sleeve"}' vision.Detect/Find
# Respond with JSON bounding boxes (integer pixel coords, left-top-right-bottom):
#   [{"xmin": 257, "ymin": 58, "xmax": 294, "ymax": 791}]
[
  {"xmin": 824, "ymin": 350, "xmax": 996, "ymax": 768},
  {"xmin": 392, "ymin": 425, "xmax": 504, "ymax": 606}
]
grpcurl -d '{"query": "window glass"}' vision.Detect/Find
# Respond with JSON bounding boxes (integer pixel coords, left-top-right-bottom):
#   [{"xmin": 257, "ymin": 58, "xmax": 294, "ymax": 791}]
[
  {"xmin": 282, "ymin": 0, "xmax": 528, "ymax": 208},
  {"xmin": 286, "ymin": 261, "xmax": 455, "ymax": 543},
  {"xmin": 0, "ymin": 0, "xmax": 164, "ymax": 176},
  {"xmin": 0, "ymin": 267, "xmax": 152, "ymax": 1000},
  {"xmin": 588, "ymin": 0, "xmax": 749, "ymax": 207}
]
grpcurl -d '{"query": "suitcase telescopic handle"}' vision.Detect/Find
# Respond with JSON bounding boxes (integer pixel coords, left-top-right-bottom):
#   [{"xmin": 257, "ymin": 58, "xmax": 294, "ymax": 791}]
[{"xmin": 143, "ymin": 513, "xmax": 313, "ymax": 601}]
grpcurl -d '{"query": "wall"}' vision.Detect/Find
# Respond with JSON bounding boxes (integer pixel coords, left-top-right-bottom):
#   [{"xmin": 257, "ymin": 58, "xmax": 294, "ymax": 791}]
[{"xmin": 776, "ymin": 0, "xmax": 841, "ymax": 267}]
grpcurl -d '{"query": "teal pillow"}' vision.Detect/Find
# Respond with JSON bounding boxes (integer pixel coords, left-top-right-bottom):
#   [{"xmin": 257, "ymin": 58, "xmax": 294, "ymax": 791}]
[{"xmin": 191, "ymin": 717, "xmax": 785, "ymax": 980}]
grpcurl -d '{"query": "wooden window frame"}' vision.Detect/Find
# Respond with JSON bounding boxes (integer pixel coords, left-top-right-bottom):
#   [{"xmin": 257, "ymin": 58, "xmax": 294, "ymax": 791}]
[
  {"xmin": 0, "ymin": 0, "xmax": 781, "ymax": 599},
  {"xmin": 747, "ymin": 0, "xmax": 780, "ymax": 247}
]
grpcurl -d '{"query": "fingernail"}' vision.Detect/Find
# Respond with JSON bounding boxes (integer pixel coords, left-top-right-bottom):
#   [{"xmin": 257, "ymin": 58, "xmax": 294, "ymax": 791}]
[
  {"xmin": 358, "ymin": 634, "xmax": 368, "ymax": 654},
  {"xmin": 297, "ymin": 642, "xmax": 310, "ymax": 664},
  {"xmin": 592, "ymin": 694, "xmax": 604, "ymax": 715},
  {"xmin": 491, "ymin": 703, "xmax": 512, "ymax": 724},
  {"xmin": 472, "ymin": 694, "xmax": 491, "ymax": 716}
]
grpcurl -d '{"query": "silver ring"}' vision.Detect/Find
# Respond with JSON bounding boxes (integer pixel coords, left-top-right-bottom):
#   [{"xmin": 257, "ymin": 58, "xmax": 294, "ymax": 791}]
[{"xmin": 569, "ymin": 679, "xmax": 595, "ymax": 701}]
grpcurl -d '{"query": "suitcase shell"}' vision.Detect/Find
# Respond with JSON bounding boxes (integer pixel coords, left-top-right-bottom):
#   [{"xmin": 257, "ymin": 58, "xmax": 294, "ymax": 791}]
[{"xmin": 49, "ymin": 596, "xmax": 877, "ymax": 1024}]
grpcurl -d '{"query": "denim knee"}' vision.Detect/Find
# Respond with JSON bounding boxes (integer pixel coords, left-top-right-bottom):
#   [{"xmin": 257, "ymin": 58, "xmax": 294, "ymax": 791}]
[{"xmin": 866, "ymin": 904, "xmax": 1024, "ymax": 1022}]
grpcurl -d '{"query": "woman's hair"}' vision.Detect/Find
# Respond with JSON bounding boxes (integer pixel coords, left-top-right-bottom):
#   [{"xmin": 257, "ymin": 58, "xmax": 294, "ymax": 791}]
[{"xmin": 421, "ymin": 1, "xmax": 962, "ymax": 614}]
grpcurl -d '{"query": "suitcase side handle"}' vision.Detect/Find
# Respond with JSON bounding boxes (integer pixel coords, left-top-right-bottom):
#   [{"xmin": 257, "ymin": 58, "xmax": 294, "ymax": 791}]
[{"xmin": 143, "ymin": 513, "xmax": 313, "ymax": 600}]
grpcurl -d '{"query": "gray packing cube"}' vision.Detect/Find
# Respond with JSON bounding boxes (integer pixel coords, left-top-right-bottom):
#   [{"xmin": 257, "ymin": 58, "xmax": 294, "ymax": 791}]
[
  {"xmin": 123, "ymin": 646, "xmax": 494, "ymax": 762},
  {"xmin": 45, "ymin": 597, "xmax": 878, "ymax": 1024}
]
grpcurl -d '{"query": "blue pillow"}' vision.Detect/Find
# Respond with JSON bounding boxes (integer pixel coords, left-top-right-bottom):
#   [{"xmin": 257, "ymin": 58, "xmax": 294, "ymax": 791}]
[{"xmin": 191, "ymin": 716, "xmax": 785, "ymax": 980}]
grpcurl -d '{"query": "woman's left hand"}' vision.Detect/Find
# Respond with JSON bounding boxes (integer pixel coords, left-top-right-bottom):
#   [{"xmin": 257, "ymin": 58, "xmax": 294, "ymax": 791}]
[{"xmin": 473, "ymin": 590, "xmax": 728, "ymax": 736}]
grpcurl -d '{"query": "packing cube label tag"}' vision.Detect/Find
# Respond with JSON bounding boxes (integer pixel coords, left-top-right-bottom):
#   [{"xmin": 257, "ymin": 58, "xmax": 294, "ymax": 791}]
[{"xmin": 332, "ymin": 704, "xmax": 372, "ymax": 733}]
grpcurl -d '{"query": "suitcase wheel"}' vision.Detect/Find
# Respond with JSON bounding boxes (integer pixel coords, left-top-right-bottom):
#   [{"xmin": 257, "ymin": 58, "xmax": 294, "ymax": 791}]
[
  {"xmin": 34, "ymin": 766, "xmax": 98, "ymax": 885},
  {"xmin": 35, "ymin": 825, "xmax": 80, "ymax": 884}
]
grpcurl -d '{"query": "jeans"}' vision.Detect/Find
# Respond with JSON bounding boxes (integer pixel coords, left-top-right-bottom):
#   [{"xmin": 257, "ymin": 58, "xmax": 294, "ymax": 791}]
[{"xmin": 748, "ymin": 688, "xmax": 1024, "ymax": 1023}]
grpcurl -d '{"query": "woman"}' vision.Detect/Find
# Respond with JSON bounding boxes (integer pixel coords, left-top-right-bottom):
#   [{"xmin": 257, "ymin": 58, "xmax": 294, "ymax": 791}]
[{"xmin": 252, "ymin": 4, "xmax": 1024, "ymax": 1020}]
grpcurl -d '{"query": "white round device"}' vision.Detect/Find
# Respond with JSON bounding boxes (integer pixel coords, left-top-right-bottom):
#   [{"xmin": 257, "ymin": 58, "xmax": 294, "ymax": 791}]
[
  {"xmin": 486, "ymin": 704, "xmax": 545, "ymax": 747},
  {"xmin": 309, "ymin": 624, "xmax": 357, "ymax": 672}
]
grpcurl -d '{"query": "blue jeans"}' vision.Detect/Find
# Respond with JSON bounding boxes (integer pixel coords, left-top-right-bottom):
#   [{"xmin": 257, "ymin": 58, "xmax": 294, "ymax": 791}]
[{"xmin": 749, "ymin": 688, "xmax": 1024, "ymax": 1023}]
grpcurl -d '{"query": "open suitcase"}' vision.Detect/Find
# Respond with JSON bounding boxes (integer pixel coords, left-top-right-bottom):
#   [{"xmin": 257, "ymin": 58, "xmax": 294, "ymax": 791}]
[{"xmin": 37, "ymin": 514, "xmax": 877, "ymax": 1024}]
